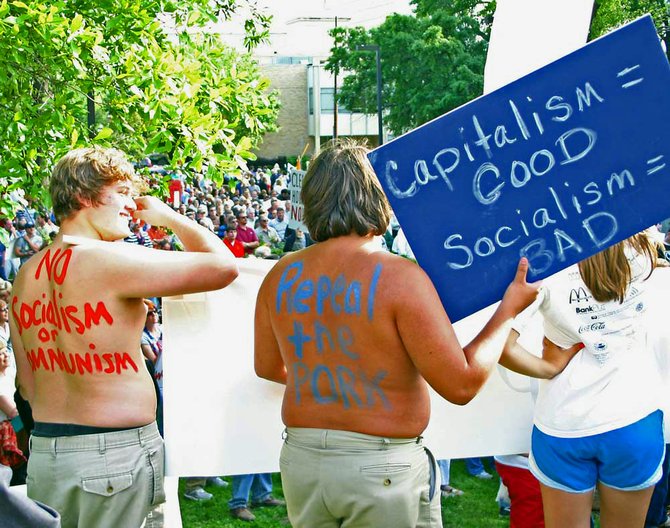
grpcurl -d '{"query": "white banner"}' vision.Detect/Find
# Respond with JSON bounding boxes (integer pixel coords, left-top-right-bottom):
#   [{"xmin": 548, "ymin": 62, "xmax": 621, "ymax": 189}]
[{"xmin": 162, "ymin": 261, "xmax": 670, "ymax": 477}]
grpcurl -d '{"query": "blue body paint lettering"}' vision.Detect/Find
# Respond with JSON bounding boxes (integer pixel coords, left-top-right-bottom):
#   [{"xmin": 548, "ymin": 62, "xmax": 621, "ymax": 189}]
[
  {"xmin": 294, "ymin": 279, "xmax": 313, "ymax": 314},
  {"xmin": 293, "ymin": 361, "xmax": 309, "ymax": 404},
  {"xmin": 361, "ymin": 370, "xmax": 391, "ymax": 409},
  {"xmin": 311, "ymin": 364, "xmax": 338, "ymax": 404},
  {"xmin": 316, "ymin": 276, "xmax": 332, "ymax": 315},
  {"xmin": 288, "ymin": 320, "xmax": 312, "ymax": 359},
  {"xmin": 331, "ymin": 275, "xmax": 345, "ymax": 314},
  {"xmin": 276, "ymin": 261, "xmax": 303, "ymax": 314},
  {"xmin": 367, "ymin": 264, "xmax": 382, "ymax": 321},
  {"xmin": 314, "ymin": 320, "xmax": 334, "ymax": 355},
  {"xmin": 344, "ymin": 282, "xmax": 361, "ymax": 314},
  {"xmin": 336, "ymin": 326, "xmax": 358, "ymax": 360},
  {"xmin": 336, "ymin": 365, "xmax": 363, "ymax": 409}
]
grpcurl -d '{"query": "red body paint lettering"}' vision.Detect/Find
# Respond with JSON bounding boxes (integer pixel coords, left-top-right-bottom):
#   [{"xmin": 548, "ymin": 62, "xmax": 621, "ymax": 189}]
[
  {"xmin": 35, "ymin": 248, "xmax": 72, "ymax": 285},
  {"xmin": 26, "ymin": 348, "xmax": 139, "ymax": 376},
  {"xmin": 14, "ymin": 294, "xmax": 112, "ymax": 335}
]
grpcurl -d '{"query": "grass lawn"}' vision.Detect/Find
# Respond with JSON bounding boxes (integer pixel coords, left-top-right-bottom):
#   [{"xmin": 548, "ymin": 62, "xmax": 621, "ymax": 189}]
[{"xmin": 179, "ymin": 460, "xmax": 513, "ymax": 527}]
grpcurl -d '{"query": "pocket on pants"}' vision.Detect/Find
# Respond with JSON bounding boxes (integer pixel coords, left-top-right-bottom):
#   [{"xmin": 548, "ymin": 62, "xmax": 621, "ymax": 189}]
[
  {"xmin": 147, "ymin": 447, "xmax": 165, "ymax": 506},
  {"xmin": 82, "ymin": 472, "xmax": 134, "ymax": 497},
  {"xmin": 360, "ymin": 463, "xmax": 412, "ymax": 475}
]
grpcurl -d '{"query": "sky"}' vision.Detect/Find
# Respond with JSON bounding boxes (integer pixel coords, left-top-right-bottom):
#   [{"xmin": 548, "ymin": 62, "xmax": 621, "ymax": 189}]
[{"xmin": 217, "ymin": 0, "xmax": 414, "ymax": 57}]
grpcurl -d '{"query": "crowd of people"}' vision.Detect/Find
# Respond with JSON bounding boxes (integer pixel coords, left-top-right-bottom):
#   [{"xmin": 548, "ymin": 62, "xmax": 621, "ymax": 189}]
[{"xmin": 0, "ymin": 142, "xmax": 669, "ymax": 528}]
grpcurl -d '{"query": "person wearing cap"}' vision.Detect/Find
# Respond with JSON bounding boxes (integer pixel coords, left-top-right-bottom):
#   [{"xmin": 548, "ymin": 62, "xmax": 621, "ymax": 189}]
[
  {"xmin": 10, "ymin": 147, "xmax": 238, "ymax": 528},
  {"xmin": 196, "ymin": 205, "xmax": 214, "ymax": 231},
  {"xmin": 235, "ymin": 212, "xmax": 259, "ymax": 255},
  {"xmin": 13, "ymin": 223, "xmax": 43, "ymax": 267},
  {"xmin": 255, "ymin": 215, "xmax": 280, "ymax": 249}
]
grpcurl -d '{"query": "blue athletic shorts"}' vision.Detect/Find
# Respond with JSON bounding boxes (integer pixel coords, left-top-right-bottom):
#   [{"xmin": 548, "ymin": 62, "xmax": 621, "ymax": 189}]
[{"xmin": 529, "ymin": 409, "xmax": 665, "ymax": 494}]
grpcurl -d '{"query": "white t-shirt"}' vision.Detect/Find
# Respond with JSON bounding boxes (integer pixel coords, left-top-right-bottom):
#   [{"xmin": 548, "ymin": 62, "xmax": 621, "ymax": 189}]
[{"xmin": 518, "ymin": 250, "xmax": 660, "ymax": 438}]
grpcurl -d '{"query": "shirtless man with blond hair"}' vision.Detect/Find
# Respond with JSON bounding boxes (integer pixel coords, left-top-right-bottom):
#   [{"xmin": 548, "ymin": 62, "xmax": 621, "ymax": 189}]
[
  {"xmin": 255, "ymin": 140, "xmax": 541, "ymax": 528},
  {"xmin": 11, "ymin": 147, "xmax": 238, "ymax": 528}
]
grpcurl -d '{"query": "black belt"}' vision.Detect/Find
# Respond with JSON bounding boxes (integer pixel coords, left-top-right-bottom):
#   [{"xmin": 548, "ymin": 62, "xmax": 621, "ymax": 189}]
[{"xmin": 32, "ymin": 421, "xmax": 142, "ymax": 438}]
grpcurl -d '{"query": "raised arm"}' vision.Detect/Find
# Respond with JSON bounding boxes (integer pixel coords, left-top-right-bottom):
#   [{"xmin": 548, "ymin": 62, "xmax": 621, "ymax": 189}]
[
  {"xmin": 500, "ymin": 331, "xmax": 584, "ymax": 379},
  {"xmin": 83, "ymin": 196, "xmax": 239, "ymax": 300},
  {"xmin": 400, "ymin": 258, "xmax": 541, "ymax": 405}
]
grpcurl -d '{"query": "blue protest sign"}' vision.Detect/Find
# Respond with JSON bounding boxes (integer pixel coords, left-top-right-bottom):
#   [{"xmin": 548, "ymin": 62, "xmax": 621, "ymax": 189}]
[{"xmin": 369, "ymin": 15, "xmax": 670, "ymax": 323}]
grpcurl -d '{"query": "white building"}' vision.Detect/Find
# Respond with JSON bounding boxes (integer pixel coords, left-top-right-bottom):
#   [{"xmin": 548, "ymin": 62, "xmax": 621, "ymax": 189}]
[{"xmin": 216, "ymin": 0, "xmax": 413, "ymax": 161}]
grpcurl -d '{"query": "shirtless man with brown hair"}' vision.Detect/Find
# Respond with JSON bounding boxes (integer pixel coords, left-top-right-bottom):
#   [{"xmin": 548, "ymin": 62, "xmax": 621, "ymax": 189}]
[
  {"xmin": 11, "ymin": 147, "xmax": 238, "ymax": 528},
  {"xmin": 254, "ymin": 140, "xmax": 541, "ymax": 528}
]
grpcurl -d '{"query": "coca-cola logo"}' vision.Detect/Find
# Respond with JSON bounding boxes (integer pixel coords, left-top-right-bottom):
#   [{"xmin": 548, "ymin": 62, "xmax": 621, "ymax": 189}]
[{"xmin": 578, "ymin": 322, "xmax": 606, "ymax": 333}]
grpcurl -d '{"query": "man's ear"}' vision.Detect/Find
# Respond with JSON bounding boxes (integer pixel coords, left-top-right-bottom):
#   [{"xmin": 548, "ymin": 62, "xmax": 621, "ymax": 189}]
[{"xmin": 75, "ymin": 193, "xmax": 92, "ymax": 208}]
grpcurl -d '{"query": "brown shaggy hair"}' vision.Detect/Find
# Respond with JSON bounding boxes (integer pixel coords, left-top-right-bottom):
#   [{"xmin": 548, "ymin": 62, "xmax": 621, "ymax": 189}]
[
  {"xmin": 578, "ymin": 233, "xmax": 657, "ymax": 303},
  {"xmin": 301, "ymin": 140, "xmax": 391, "ymax": 242},
  {"xmin": 50, "ymin": 147, "xmax": 142, "ymax": 222}
]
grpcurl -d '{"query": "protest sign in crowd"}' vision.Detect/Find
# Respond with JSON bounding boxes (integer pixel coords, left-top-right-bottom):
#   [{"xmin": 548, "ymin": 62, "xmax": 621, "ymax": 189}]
[{"xmin": 0, "ymin": 11, "xmax": 669, "ymax": 528}]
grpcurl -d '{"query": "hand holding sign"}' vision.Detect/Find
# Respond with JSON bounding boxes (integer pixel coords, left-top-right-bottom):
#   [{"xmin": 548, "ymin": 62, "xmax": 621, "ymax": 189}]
[
  {"xmin": 369, "ymin": 16, "xmax": 670, "ymax": 322},
  {"xmin": 500, "ymin": 257, "xmax": 542, "ymax": 317}
]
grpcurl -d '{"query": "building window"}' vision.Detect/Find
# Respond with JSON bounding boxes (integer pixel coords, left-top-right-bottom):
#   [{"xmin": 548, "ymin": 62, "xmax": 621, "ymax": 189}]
[
  {"xmin": 309, "ymin": 88, "xmax": 350, "ymax": 114},
  {"xmin": 272, "ymin": 56, "xmax": 311, "ymax": 65}
]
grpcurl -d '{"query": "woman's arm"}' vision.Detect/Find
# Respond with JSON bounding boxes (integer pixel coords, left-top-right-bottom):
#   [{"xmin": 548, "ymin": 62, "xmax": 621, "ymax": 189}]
[
  {"xmin": 141, "ymin": 343, "xmax": 157, "ymax": 363},
  {"xmin": 500, "ymin": 330, "xmax": 583, "ymax": 379},
  {"xmin": 0, "ymin": 394, "xmax": 17, "ymax": 419}
]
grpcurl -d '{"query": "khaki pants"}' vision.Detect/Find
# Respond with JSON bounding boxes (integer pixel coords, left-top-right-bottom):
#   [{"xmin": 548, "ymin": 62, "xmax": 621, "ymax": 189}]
[
  {"xmin": 280, "ymin": 427, "xmax": 443, "ymax": 528},
  {"xmin": 27, "ymin": 422, "xmax": 165, "ymax": 528}
]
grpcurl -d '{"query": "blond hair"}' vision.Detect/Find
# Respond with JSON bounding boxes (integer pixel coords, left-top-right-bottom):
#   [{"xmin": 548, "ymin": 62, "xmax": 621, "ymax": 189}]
[
  {"xmin": 578, "ymin": 233, "xmax": 657, "ymax": 303},
  {"xmin": 50, "ymin": 147, "xmax": 142, "ymax": 221},
  {"xmin": 301, "ymin": 139, "xmax": 391, "ymax": 242}
]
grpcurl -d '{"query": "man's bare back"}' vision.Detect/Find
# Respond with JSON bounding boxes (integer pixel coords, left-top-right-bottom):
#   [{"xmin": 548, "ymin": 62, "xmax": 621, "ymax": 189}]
[
  {"xmin": 254, "ymin": 140, "xmax": 540, "ymax": 528},
  {"xmin": 11, "ymin": 147, "xmax": 239, "ymax": 527},
  {"xmin": 12, "ymin": 240, "xmax": 155, "ymax": 427},
  {"xmin": 256, "ymin": 235, "xmax": 432, "ymax": 437}
]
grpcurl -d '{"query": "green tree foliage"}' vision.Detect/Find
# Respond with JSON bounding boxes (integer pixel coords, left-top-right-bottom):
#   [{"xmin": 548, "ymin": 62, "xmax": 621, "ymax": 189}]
[
  {"xmin": 327, "ymin": 0, "xmax": 668, "ymax": 138},
  {"xmin": 0, "ymin": 0, "xmax": 280, "ymax": 215},
  {"xmin": 326, "ymin": 0, "xmax": 495, "ymax": 136},
  {"xmin": 591, "ymin": 0, "xmax": 669, "ymax": 60}
]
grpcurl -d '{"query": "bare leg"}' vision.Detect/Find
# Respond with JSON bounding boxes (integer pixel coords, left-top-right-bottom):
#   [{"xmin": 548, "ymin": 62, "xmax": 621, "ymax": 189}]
[
  {"xmin": 598, "ymin": 482, "xmax": 654, "ymax": 528},
  {"xmin": 540, "ymin": 483, "xmax": 593, "ymax": 528}
]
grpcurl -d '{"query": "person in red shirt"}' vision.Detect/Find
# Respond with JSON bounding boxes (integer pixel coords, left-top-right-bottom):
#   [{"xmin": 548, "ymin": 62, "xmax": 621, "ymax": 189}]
[
  {"xmin": 235, "ymin": 212, "xmax": 259, "ymax": 255},
  {"xmin": 223, "ymin": 226, "xmax": 245, "ymax": 258}
]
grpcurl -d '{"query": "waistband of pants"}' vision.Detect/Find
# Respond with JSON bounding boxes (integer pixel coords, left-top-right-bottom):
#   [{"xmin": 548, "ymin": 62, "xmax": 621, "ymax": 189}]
[
  {"xmin": 30, "ymin": 422, "xmax": 160, "ymax": 454},
  {"xmin": 33, "ymin": 421, "xmax": 137, "ymax": 437},
  {"xmin": 284, "ymin": 427, "xmax": 423, "ymax": 450}
]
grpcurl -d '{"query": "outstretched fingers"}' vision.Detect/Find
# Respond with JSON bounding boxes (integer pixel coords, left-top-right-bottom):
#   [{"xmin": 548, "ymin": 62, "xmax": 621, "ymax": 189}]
[{"xmin": 514, "ymin": 257, "xmax": 542, "ymax": 292}]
